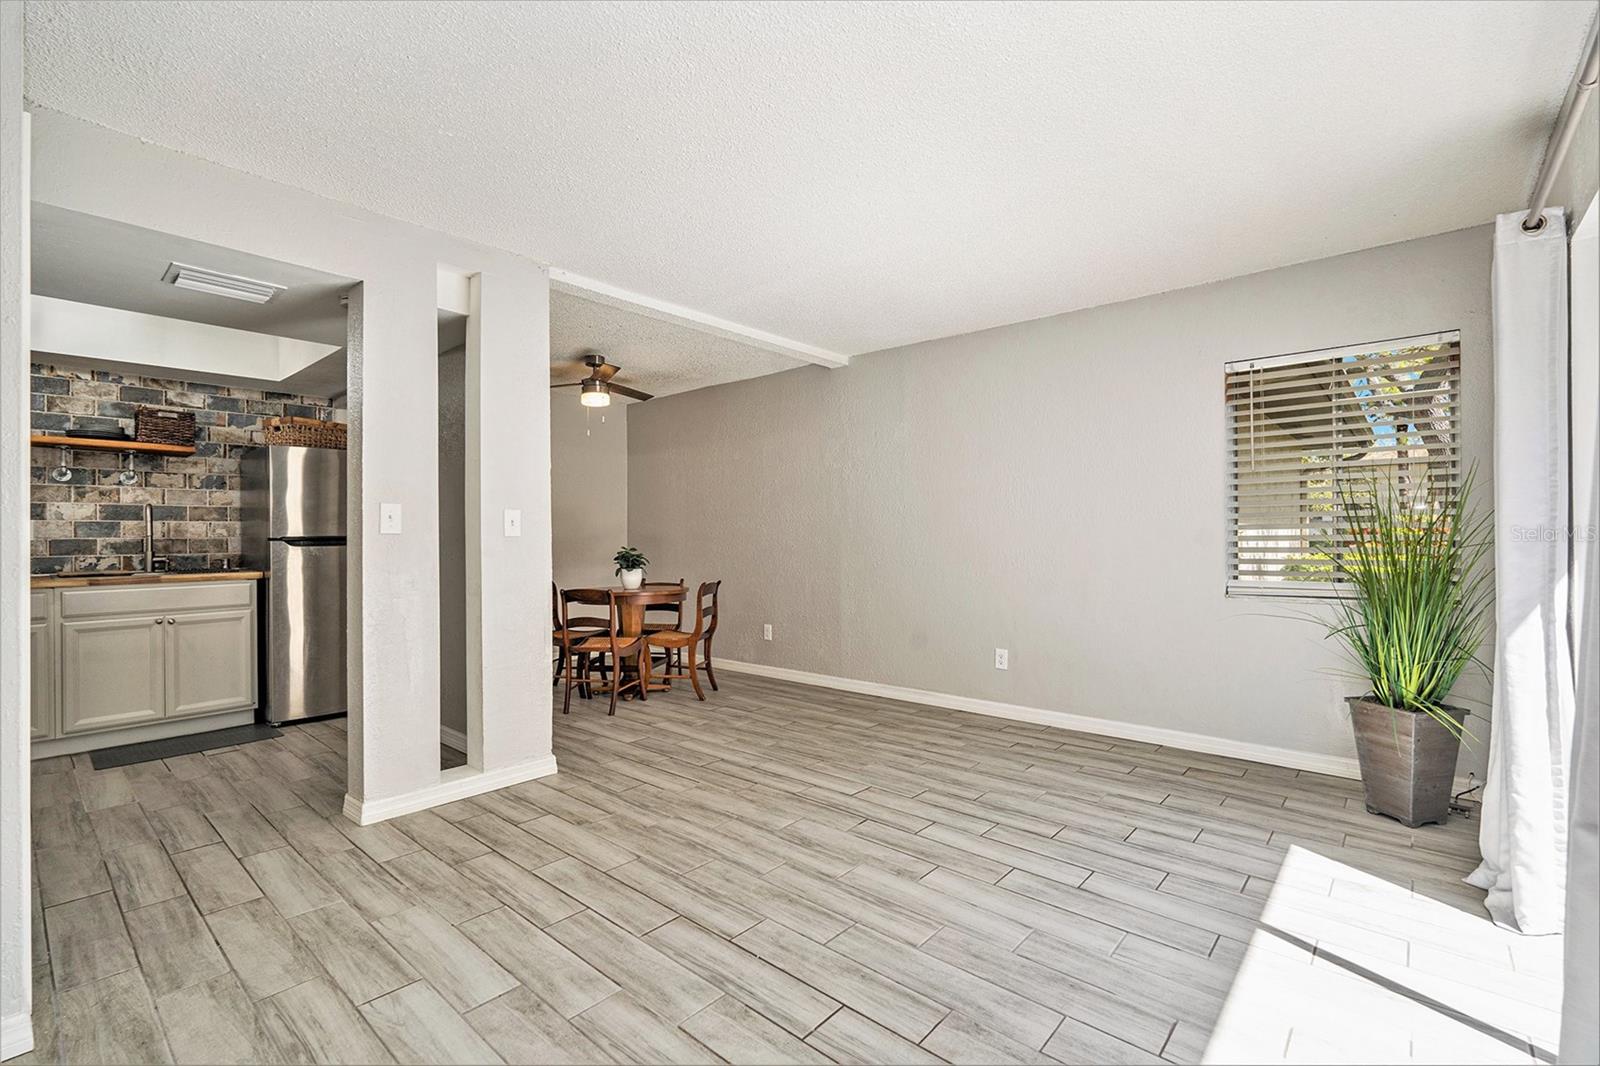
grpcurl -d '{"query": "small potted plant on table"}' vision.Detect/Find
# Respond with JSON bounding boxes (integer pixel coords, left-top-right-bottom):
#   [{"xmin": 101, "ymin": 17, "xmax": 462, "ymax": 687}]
[
  {"xmin": 1320, "ymin": 472, "xmax": 1491, "ymax": 828},
  {"xmin": 614, "ymin": 546, "xmax": 649, "ymax": 590}
]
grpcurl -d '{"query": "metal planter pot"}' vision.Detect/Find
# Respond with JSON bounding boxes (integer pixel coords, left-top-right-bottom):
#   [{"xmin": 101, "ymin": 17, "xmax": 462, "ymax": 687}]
[{"xmin": 1347, "ymin": 697, "xmax": 1466, "ymax": 828}]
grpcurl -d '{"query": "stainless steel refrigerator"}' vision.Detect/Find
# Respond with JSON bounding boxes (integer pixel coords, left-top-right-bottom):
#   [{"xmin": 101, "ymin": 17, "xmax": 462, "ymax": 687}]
[{"xmin": 241, "ymin": 446, "xmax": 347, "ymax": 724}]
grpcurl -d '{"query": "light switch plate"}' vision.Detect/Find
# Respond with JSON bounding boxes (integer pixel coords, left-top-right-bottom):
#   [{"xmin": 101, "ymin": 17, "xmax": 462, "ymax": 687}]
[
  {"xmin": 504, "ymin": 509, "xmax": 522, "ymax": 537},
  {"xmin": 380, "ymin": 503, "xmax": 402, "ymax": 534}
]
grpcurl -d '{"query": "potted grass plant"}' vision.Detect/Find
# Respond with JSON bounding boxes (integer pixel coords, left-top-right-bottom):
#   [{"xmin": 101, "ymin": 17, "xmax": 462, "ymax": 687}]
[
  {"xmin": 1320, "ymin": 471, "xmax": 1491, "ymax": 827},
  {"xmin": 613, "ymin": 546, "xmax": 649, "ymax": 590}
]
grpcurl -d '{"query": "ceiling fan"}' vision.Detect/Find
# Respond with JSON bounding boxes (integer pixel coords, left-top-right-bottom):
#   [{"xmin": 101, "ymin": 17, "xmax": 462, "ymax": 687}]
[{"xmin": 551, "ymin": 352, "xmax": 653, "ymax": 408}]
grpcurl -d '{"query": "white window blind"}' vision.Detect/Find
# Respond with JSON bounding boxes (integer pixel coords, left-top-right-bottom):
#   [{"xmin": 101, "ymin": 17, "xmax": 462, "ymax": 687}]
[{"xmin": 1225, "ymin": 331, "xmax": 1462, "ymax": 597}]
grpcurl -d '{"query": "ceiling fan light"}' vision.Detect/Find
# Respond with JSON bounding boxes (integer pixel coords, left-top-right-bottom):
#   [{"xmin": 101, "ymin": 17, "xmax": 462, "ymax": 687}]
[{"xmin": 579, "ymin": 380, "xmax": 611, "ymax": 407}]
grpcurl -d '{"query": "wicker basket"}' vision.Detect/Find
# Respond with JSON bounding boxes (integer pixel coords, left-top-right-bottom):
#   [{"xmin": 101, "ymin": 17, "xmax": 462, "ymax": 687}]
[
  {"xmin": 134, "ymin": 407, "xmax": 197, "ymax": 446},
  {"xmin": 262, "ymin": 415, "xmax": 347, "ymax": 449}
]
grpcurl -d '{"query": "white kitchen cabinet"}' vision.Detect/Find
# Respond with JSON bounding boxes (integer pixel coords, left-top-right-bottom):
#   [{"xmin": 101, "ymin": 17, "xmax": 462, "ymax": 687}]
[
  {"xmin": 30, "ymin": 619, "xmax": 55, "ymax": 740},
  {"xmin": 38, "ymin": 580, "xmax": 258, "ymax": 746},
  {"xmin": 59, "ymin": 614, "xmax": 166, "ymax": 735},
  {"xmin": 165, "ymin": 608, "xmax": 256, "ymax": 718}
]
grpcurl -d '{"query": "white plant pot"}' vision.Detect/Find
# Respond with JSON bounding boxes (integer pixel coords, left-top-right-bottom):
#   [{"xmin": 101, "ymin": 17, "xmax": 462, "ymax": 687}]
[{"xmin": 619, "ymin": 569, "xmax": 644, "ymax": 590}]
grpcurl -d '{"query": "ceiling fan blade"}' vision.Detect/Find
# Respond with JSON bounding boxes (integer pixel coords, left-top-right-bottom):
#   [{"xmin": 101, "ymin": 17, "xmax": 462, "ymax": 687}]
[
  {"xmin": 609, "ymin": 383, "xmax": 653, "ymax": 402},
  {"xmin": 594, "ymin": 362, "xmax": 621, "ymax": 383},
  {"xmin": 550, "ymin": 382, "xmax": 585, "ymax": 389}
]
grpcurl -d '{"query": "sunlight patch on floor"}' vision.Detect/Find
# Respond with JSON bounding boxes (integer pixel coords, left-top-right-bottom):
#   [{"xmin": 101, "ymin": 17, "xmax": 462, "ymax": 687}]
[{"xmin": 1202, "ymin": 846, "xmax": 1561, "ymax": 1064}]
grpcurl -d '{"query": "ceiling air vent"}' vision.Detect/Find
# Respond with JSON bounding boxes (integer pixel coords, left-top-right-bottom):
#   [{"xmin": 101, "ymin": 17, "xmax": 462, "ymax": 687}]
[{"xmin": 161, "ymin": 262, "xmax": 285, "ymax": 304}]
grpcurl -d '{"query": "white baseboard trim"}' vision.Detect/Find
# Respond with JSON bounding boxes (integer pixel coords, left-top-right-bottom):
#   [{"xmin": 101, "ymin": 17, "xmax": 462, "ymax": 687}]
[
  {"xmin": 342, "ymin": 753, "xmax": 558, "ymax": 826},
  {"xmin": 439, "ymin": 726, "xmax": 468, "ymax": 753},
  {"xmin": 2, "ymin": 1011, "xmax": 34, "ymax": 1060},
  {"xmin": 718, "ymin": 659, "xmax": 1365, "ymax": 780}
]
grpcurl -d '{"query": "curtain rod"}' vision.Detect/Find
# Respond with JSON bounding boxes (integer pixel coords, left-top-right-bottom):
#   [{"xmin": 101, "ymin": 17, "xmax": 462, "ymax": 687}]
[{"xmin": 1524, "ymin": 17, "xmax": 1600, "ymax": 233}]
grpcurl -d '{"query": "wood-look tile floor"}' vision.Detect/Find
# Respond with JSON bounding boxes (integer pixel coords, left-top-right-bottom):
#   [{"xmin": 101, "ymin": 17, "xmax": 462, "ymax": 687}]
[{"xmin": 12, "ymin": 674, "xmax": 1561, "ymax": 1065}]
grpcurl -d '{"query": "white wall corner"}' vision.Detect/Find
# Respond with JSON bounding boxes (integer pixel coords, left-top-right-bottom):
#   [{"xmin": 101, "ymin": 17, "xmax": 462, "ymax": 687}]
[
  {"xmin": 1, "ymin": 1012, "xmax": 34, "ymax": 1060},
  {"xmin": 1, "ymin": 7, "xmax": 34, "ymax": 1042},
  {"xmin": 341, "ymin": 754, "xmax": 558, "ymax": 826},
  {"xmin": 436, "ymin": 265, "xmax": 472, "ymax": 317}
]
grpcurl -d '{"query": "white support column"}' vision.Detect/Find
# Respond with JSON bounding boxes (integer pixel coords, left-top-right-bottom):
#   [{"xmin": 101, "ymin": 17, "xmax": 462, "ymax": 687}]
[
  {"xmin": 0, "ymin": 3, "xmax": 33, "ymax": 1054},
  {"xmin": 343, "ymin": 262, "xmax": 554, "ymax": 825},
  {"xmin": 342, "ymin": 269, "xmax": 447, "ymax": 818},
  {"xmin": 344, "ymin": 283, "xmax": 368, "ymax": 803},
  {"xmin": 467, "ymin": 267, "xmax": 555, "ymax": 774}
]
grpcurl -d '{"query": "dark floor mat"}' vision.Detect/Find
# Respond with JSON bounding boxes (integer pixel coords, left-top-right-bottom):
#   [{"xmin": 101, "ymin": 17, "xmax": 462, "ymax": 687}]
[{"xmin": 88, "ymin": 723, "xmax": 281, "ymax": 770}]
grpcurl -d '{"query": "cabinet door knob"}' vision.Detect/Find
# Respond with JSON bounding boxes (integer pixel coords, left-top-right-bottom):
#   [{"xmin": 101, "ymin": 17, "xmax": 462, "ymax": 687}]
[{"xmin": 165, "ymin": 617, "xmax": 176, "ymax": 624}]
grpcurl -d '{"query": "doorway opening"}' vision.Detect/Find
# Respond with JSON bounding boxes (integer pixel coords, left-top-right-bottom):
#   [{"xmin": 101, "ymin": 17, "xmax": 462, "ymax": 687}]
[
  {"xmin": 27, "ymin": 203, "xmax": 356, "ymax": 791},
  {"xmin": 438, "ymin": 303, "xmax": 469, "ymax": 770}
]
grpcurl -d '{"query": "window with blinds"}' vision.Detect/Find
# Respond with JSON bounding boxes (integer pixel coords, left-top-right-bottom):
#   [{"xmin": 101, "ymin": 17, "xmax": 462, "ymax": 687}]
[{"xmin": 1225, "ymin": 331, "xmax": 1462, "ymax": 597}]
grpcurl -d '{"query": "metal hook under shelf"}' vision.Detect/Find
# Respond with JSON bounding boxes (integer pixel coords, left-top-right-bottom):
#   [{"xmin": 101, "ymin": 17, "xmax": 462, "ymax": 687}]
[
  {"xmin": 49, "ymin": 445, "xmax": 73, "ymax": 483},
  {"xmin": 117, "ymin": 450, "xmax": 139, "ymax": 486}
]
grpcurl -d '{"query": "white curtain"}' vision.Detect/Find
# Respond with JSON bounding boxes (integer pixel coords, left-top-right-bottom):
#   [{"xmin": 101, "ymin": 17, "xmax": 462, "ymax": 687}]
[
  {"xmin": 1467, "ymin": 209, "xmax": 1576, "ymax": 934},
  {"xmin": 1560, "ymin": 197, "xmax": 1598, "ymax": 1065}
]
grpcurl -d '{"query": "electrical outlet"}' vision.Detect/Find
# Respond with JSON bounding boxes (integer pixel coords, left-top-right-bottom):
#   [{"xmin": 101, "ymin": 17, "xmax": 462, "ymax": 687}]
[
  {"xmin": 994, "ymin": 648, "xmax": 1009, "ymax": 670},
  {"xmin": 380, "ymin": 503, "xmax": 402, "ymax": 534},
  {"xmin": 503, "ymin": 509, "xmax": 522, "ymax": 537},
  {"xmin": 763, "ymin": 623, "xmax": 773, "ymax": 641}
]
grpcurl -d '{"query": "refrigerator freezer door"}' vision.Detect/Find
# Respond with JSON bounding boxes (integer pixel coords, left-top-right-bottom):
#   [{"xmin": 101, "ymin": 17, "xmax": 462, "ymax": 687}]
[
  {"xmin": 265, "ymin": 540, "xmax": 346, "ymax": 723},
  {"xmin": 268, "ymin": 446, "xmax": 346, "ymax": 539}
]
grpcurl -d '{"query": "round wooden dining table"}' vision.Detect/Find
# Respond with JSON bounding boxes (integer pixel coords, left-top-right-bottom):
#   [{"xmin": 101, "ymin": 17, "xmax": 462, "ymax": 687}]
[
  {"xmin": 573, "ymin": 584, "xmax": 686, "ymax": 692},
  {"xmin": 571, "ymin": 585, "xmax": 682, "ymax": 634}
]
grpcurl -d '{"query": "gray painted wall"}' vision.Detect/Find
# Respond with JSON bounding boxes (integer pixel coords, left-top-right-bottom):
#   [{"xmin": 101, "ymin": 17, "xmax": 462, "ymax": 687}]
[
  {"xmin": 628, "ymin": 225, "xmax": 1496, "ymax": 776},
  {"xmin": 552, "ymin": 394, "xmax": 627, "ymax": 589}
]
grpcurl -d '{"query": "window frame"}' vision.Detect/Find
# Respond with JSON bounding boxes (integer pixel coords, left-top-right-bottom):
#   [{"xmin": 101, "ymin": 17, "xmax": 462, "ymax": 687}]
[{"xmin": 1223, "ymin": 330, "xmax": 1463, "ymax": 600}]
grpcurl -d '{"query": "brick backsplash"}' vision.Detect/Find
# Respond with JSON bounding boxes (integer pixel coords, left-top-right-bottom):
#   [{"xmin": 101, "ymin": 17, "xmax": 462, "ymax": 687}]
[{"xmin": 30, "ymin": 363, "xmax": 345, "ymax": 574}]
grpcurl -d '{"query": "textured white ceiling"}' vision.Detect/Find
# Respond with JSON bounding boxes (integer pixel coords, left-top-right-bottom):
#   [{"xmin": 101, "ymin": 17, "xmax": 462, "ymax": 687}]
[
  {"xmin": 551, "ymin": 288, "xmax": 803, "ymax": 399},
  {"xmin": 21, "ymin": 0, "xmax": 1598, "ymax": 357}
]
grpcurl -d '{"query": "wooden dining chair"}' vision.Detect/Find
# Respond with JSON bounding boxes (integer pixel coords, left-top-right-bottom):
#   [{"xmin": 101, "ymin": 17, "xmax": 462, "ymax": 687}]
[
  {"xmin": 626, "ymin": 585, "xmax": 689, "ymax": 686},
  {"xmin": 552, "ymin": 582, "xmax": 607, "ymax": 688},
  {"xmin": 645, "ymin": 580, "xmax": 720, "ymax": 700},
  {"xmin": 641, "ymin": 579, "xmax": 686, "ymax": 633},
  {"xmin": 557, "ymin": 589, "xmax": 648, "ymax": 715}
]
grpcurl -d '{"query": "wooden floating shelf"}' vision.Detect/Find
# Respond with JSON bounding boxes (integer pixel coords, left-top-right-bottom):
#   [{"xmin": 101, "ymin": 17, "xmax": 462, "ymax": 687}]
[{"xmin": 29, "ymin": 434, "xmax": 196, "ymax": 457}]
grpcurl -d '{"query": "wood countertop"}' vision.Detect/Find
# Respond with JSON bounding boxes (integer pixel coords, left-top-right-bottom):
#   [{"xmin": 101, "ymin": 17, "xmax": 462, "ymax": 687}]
[{"xmin": 31, "ymin": 570, "xmax": 265, "ymax": 589}]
